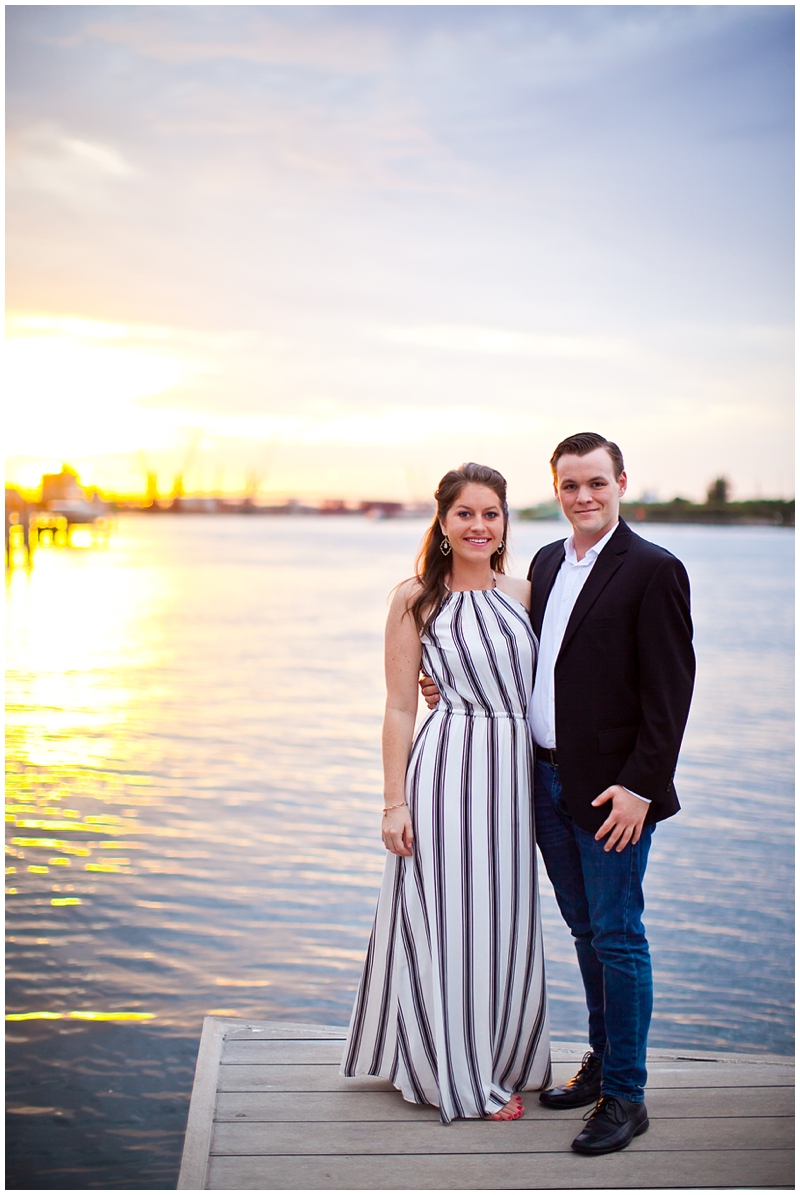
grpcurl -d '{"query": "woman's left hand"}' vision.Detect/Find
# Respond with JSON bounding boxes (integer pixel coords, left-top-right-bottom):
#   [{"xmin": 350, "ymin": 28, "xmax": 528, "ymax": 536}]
[{"xmin": 382, "ymin": 805, "xmax": 414, "ymax": 856}]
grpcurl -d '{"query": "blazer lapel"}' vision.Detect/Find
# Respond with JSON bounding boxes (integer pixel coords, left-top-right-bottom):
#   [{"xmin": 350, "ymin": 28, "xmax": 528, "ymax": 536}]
[
  {"xmin": 558, "ymin": 521, "xmax": 631, "ymax": 656},
  {"xmin": 529, "ymin": 543, "xmax": 566, "ymax": 638}
]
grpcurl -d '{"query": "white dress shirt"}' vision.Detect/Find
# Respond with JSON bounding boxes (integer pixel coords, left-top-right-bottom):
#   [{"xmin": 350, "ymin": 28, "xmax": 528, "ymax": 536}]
[{"xmin": 528, "ymin": 522, "xmax": 649, "ymax": 802}]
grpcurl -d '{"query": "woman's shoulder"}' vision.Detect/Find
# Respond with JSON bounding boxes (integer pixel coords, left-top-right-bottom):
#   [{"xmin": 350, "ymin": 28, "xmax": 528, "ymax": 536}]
[
  {"xmin": 392, "ymin": 576, "xmax": 423, "ymax": 602},
  {"xmin": 495, "ymin": 574, "xmax": 531, "ymax": 609},
  {"xmin": 388, "ymin": 577, "xmax": 424, "ymax": 618}
]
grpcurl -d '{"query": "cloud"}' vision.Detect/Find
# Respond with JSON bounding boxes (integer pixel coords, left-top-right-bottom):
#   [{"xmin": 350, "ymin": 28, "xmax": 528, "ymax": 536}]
[
  {"xmin": 380, "ymin": 325, "xmax": 633, "ymax": 359},
  {"xmin": 7, "ymin": 314, "xmax": 249, "ymax": 353},
  {"xmin": 4, "ymin": 7, "xmax": 793, "ymax": 501},
  {"xmin": 83, "ymin": 13, "xmax": 392, "ymax": 72},
  {"xmin": 7, "ymin": 123, "xmax": 139, "ymax": 206},
  {"xmin": 58, "ymin": 135, "xmax": 136, "ymax": 178},
  {"xmin": 147, "ymin": 402, "xmax": 550, "ymax": 450}
]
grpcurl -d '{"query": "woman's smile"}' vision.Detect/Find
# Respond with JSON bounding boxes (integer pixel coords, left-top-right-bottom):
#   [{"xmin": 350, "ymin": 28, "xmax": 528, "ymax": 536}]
[{"xmin": 441, "ymin": 483, "xmax": 504, "ymax": 562}]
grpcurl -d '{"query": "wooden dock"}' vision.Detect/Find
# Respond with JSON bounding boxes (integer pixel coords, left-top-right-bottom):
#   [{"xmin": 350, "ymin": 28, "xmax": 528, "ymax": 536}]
[{"xmin": 178, "ymin": 1018, "xmax": 793, "ymax": 1190}]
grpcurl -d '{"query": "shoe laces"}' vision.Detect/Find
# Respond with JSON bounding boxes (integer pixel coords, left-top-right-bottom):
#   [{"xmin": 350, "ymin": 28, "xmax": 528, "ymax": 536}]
[
  {"xmin": 582, "ymin": 1096, "xmax": 626, "ymax": 1126},
  {"xmin": 575, "ymin": 1050, "xmax": 600, "ymax": 1080}
]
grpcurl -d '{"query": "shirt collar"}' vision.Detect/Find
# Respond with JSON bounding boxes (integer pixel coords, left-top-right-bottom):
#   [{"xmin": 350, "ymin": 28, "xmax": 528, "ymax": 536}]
[{"xmin": 564, "ymin": 521, "xmax": 619, "ymax": 566}]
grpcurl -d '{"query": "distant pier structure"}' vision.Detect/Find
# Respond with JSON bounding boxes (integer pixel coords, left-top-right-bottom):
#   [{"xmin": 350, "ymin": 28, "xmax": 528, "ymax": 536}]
[{"xmin": 5, "ymin": 466, "xmax": 110, "ymax": 568}]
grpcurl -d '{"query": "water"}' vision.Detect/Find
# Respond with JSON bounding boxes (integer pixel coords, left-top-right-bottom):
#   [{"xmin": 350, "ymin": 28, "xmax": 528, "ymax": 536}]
[{"xmin": 5, "ymin": 515, "xmax": 794, "ymax": 1189}]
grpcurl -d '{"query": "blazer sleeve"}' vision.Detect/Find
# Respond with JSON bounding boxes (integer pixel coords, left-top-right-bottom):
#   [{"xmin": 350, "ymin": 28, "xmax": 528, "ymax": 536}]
[{"xmin": 616, "ymin": 555, "xmax": 696, "ymax": 802}]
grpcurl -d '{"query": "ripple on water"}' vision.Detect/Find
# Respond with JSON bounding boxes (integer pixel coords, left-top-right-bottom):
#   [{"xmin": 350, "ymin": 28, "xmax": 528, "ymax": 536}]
[{"xmin": 5, "ymin": 516, "xmax": 793, "ymax": 1188}]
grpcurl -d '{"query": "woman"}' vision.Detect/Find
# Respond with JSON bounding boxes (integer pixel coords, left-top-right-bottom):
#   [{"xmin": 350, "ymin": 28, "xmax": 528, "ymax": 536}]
[{"xmin": 341, "ymin": 463, "xmax": 551, "ymax": 1123}]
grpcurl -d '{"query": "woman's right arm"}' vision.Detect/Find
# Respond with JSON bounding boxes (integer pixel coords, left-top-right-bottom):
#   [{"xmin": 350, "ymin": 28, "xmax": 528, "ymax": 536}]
[{"xmin": 381, "ymin": 582, "xmax": 423, "ymax": 857}]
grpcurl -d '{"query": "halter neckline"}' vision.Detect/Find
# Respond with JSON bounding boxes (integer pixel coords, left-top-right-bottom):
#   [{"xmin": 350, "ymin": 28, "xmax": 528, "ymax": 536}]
[{"xmin": 444, "ymin": 572, "xmax": 498, "ymax": 595}]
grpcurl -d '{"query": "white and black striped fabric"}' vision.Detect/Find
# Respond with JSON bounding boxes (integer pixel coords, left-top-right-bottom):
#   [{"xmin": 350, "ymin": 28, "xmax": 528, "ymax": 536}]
[{"xmin": 341, "ymin": 587, "xmax": 551, "ymax": 1122}]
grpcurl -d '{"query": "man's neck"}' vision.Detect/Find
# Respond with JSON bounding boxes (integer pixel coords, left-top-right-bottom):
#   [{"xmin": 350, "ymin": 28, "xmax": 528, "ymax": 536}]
[{"xmin": 570, "ymin": 521, "xmax": 619, "ymax": 562}]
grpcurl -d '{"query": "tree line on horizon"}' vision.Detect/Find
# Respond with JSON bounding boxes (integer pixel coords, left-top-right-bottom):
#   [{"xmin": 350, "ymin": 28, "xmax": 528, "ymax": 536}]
[{"xmin": 519, "ymin": 478, "xmax": 795, "ymax": 527}]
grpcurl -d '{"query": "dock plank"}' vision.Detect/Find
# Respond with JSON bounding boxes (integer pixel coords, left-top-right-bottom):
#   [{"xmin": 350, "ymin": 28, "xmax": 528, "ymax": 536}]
[
  {"xmin": 211, "ymin": 1114, "xmax": 792, "ymax": 1156},
  {"xmin": 217, "ymin": 1061, "xmax": 793, "ymax": 1092},
  {"xmin": 221, "ymin": 1039, "xmax": 347, "ymax": 1065},
  {"xmin": 219, "ymin": 1039, "xmax": 723, "ymax": 1066},
  {"xmin": 223, "ymin": 1021, "xmax": 346, "ymax": 1041},
  {"xmin": 205, "ymin": 1148, "xmax": 794, "ymax": 1190},
  {"xmin": 217, "ymin": 1064, "xmax": 394, "ymax": 1092},
  {"xmin": 220, "ymin": 1037, "xmax": 796, "ymax": 1073},
  {"xmin": 178, "ymin": 1017, "xmax": 228, "ymax": 1190},
  {"xmin": 214, "ymin": 1084, "xmax": 794, "ymax": 1122},
  {"xmin": 178, "ymin": 1019, "xmax": 795, "ymax": 1191}
]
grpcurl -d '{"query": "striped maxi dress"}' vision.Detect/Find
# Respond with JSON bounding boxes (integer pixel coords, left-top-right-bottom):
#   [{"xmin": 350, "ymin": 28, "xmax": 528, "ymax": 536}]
[{"xmin": 341, "ymin": 586, "xmax": 551, "ymax": 1122}]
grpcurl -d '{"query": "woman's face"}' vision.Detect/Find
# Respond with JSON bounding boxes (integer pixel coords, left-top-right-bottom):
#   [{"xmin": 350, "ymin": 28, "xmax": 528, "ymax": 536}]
[{"xmin": 440, "ymin": 483, "xmax": 505, "ymax": 566}]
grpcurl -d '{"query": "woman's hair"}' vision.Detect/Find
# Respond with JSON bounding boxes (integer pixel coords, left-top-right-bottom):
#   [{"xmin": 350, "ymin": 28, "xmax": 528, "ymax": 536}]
[{"xmin": 409, "ymin": 462, "xmax": 509, "ymax": 633}]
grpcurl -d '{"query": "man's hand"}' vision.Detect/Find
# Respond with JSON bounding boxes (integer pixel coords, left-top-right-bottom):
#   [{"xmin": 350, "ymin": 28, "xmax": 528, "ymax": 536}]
[
  {"xmin": 419, "ymin": 673, "xmax": 441, "ymax": 710},
  {"xmin": 591, "ymin": 785, "xmax": 649, "ymax": 852}
]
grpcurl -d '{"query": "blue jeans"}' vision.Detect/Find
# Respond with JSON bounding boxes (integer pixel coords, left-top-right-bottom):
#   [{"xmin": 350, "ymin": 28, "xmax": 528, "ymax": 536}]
[{"xmin": 534, "ymin": 760, "xmax": 653, "ymax": 1103}]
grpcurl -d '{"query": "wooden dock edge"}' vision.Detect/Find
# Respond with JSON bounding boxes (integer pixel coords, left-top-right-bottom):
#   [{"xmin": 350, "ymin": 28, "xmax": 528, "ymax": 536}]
[
  {"xmin": 178, "ymin": 1018, "xmax": 349, "ymax": 1189},
  {"xmin": 179, "ymin": 1017, "xmax": 229, "ymax": 1190},
  {"xmin": 178, "ymin": 1018, "xmax": 794, "ymax": 1191}
]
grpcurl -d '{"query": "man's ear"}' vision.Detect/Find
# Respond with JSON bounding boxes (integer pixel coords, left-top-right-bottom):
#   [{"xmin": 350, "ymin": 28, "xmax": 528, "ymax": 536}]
[
  {"xmin": 552, "ymin": 479, "xmax": 561, "ymax": 504},
  {"xmin": 617, "ymin": 470, "xmax": 628, "ymax": 499}
]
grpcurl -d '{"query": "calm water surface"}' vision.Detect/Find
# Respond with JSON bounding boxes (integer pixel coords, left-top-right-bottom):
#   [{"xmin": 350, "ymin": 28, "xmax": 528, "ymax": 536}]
[{"xmin": 5, "ymin": 515, "xmax": 794, "ymax": 1188}]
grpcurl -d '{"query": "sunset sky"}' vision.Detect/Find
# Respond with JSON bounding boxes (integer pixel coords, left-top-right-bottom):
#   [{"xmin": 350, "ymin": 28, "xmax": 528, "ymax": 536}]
[{"xmin": 6, "ymin": 5, "xmax": 794, "ymax": 503}]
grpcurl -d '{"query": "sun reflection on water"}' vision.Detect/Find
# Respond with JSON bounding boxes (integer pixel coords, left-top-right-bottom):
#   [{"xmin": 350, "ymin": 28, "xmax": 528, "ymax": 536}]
[{"xmin": 5, "ymin": 516, "xmax": 794, "ymax": 1070}]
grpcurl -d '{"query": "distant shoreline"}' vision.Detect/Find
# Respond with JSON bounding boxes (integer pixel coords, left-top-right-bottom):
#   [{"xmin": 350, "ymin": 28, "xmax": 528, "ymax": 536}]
[
  {"xmin": 519, "ymin": 498, "xmax": 794, "ymax": 528},
  {"xmin": 7, "ymin": 486, "xmax": 795, "ymax": 528}
]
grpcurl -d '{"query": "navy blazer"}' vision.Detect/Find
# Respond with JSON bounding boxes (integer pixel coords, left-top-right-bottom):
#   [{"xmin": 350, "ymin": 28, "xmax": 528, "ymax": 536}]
[{"xmin": 528, "ymin": 519, "xmax": 695, "ymax": 834}]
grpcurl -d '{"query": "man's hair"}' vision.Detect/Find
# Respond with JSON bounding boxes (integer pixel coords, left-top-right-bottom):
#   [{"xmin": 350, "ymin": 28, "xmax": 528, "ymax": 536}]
[{"xmin": 550, "ymin": 432, "xmax": 625, "ymax": 480}]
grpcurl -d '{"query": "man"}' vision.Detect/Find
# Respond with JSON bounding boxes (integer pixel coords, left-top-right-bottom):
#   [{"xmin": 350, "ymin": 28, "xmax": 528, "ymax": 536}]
[{"xmin": 421, "ymin": 432, "xmax": 695, "ymax": 1155}]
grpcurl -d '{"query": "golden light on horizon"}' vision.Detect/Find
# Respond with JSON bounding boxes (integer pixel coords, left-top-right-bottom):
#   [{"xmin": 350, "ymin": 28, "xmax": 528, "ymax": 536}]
[
  {"xmin": 6, "ymin": 308, "xmax": 794, "ymax": 504},
  {"xmin": 6, "ymin": 314, "xmax": 190, "ymax": 460},
  {"xmin": 5, "ymin": 311, "xmax": 560, "ymax": 503},
  {"xmin": 5, "ymin": 8, "xmax": 794, "ymax": 507}
]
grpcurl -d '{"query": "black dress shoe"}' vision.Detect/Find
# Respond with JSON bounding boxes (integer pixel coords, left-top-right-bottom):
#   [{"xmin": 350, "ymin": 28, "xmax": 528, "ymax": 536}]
[
  {"xmin": 539, "ymin": 1051, "xmax": 603, "ymax": 1109},
  {"xmin": 571, "ymin": 1095, "xmax": 649, "ymax": 1155}
]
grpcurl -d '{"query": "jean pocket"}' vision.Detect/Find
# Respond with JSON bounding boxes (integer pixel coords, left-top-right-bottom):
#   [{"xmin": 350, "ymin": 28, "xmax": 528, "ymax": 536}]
[{"xmin": 549, "ymin": 785, "xmax": 571, "ymax": 821}]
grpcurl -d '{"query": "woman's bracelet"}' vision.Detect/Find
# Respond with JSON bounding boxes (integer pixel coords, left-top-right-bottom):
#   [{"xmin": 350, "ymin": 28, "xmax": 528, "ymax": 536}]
[{"xmin": 382, "ymin": 801, "xmax": 408, "ymax": 815}]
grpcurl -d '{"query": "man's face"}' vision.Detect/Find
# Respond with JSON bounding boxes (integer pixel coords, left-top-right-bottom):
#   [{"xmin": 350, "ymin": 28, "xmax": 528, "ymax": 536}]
[{"xmin": 554, "ymin": 448, "xmax": 627, "ymax": 541}]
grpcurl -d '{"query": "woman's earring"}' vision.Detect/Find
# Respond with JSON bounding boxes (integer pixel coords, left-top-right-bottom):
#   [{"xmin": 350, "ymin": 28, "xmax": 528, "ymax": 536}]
[
  {"xmin": 496, "ymin": 541, "xmax": 505, "ymax": 554},
  {"xmin": 440, "ymin": 537, "xmax": 452, "ymax": 556}
]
